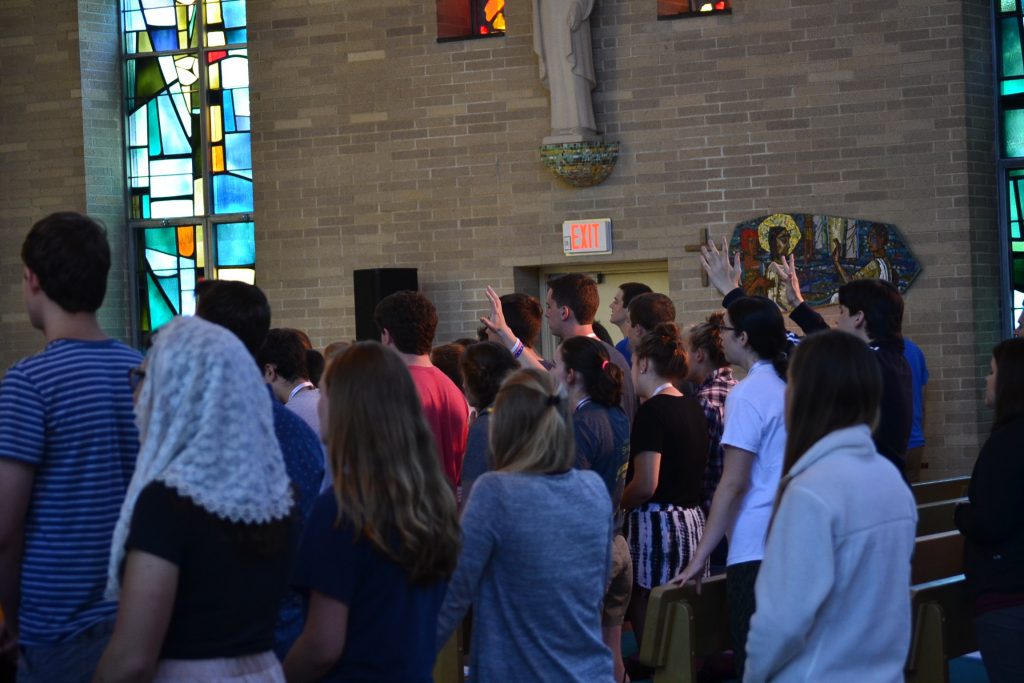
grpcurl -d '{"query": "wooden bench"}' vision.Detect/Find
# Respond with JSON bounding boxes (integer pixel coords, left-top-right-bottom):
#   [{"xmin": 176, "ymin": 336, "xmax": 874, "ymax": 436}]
[
  {"xmin": 905, "ymin": 575, "xmax": 977, "ymax": 683},
  {"xmin": 637, "ymin": 573, "xmax": 730, "ymax": 683},
  {"xmin": 912, "ymin": 476, "xmax": 969, "ymax": 506},
  {"xmin": 916, "ymin": 498, "xmax": 966, "ymax": 537},
  {"xmin": 912, "ymin": 530, "xmax": 965, "ymax": 585},
  {"xmin": 433, "ymin": 629, "xmax": 464, "ymax": 683}
]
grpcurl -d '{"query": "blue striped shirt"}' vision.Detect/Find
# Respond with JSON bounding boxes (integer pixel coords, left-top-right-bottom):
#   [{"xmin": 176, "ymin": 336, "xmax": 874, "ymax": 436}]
[{"xmin": 0, "ymin": 338, "xmax": 142, "ymax": 645}]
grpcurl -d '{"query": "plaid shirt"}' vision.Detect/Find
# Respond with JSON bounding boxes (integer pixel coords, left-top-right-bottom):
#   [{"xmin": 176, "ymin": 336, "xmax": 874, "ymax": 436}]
[{"xmin": 696, "ymin": 366, "xmax": 737, "ymax": 514}]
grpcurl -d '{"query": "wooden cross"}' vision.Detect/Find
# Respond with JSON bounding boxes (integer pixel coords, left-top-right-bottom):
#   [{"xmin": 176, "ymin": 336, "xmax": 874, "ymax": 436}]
[{"xmin": 684, "ymin": 227, "xmax": 710, "ymax": 287}]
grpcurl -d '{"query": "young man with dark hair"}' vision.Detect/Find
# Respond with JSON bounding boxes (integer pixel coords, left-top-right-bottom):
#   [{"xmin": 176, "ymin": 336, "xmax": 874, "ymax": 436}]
[
  {"xmin": 195, "ymin": 281, "xmax": 325, "ymax": 658},
  {"xmin": 499, "ymin": 293, "xmax": 543, "ymax": 351},
  {"xmin": 625, "ymin": 292, "xmax": 677, "ymax": 352},
  {"xmin": 0, "ymin": 213, "xmax": 143, "ymax": 682},
  {"xmin": 258, "ymin": 328, "xmax": 320, "ymax": 437},
  {"xmin": 701, "ymin": 241, "xmax": 913, "ymax": 476},
  {"xmin": 546, "ymin": 274, "xmax": 637, "ymax": 422},
  {"xmin": 609, "ymin": 282, "xmax": 652, "ymax": 365},
  {"xmin": 374, "ymin": 291, "xmax": 468, "ymax": 488}
]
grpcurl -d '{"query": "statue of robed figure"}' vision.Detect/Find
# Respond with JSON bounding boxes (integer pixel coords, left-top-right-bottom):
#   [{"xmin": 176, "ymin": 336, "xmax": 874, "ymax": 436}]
[{"xmin": 533, "ymin": 0, "xmax": 600, "ymax": 144}]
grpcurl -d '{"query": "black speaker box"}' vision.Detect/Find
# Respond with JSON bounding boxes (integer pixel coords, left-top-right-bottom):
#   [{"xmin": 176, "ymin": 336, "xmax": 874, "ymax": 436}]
[{"xmin": 353, "ymin": 268, "xmax": 419, "ymax": 341}]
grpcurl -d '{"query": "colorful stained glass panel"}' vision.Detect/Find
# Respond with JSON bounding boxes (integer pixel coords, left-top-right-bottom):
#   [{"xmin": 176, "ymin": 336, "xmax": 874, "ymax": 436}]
[
  {"xmin": 122, "ymin": 0, "xmax": 198, "ymax": 55},
  {"xmin": 215, "ymin": 221, "xmax": 255, "ymax": 267},
  {"xmin": 139, "ymin": 225, "xmax": 204, "ymax": 333}
]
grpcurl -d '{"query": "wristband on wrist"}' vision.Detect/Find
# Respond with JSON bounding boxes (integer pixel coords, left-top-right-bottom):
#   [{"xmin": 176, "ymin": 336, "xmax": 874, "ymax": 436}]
[{"xmin": 510, "ymin": 338, "xmax": 524, "ymax": 359}]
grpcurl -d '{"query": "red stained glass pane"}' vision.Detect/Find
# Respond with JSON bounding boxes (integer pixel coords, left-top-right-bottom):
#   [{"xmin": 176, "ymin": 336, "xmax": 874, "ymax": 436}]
[{"xmin": 207, "ymin": 50, "xmax": 228, "ymax": 63}]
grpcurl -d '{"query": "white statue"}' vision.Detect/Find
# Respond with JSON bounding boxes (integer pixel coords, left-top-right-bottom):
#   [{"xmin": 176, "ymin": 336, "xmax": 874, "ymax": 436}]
[{"xmin": 533, "ymin": 0, "xmax": 600, "ymax": 144}]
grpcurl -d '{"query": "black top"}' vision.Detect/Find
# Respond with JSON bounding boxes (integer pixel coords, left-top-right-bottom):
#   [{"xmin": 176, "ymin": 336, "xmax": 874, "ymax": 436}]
[
  {"xmin": 627, "ymin": 394, "xmax": 709, "ymax": 508},
  {"xmin": 956, "ymin": 417, "xmax": 1024, "ymax": 601},
  {"xmin": 292, "ymin": 491, "xmax": 447, "ymax": 683},
  {"xmin": 126, "ymin": 481, "xmax": 294, "ymax": 660}
]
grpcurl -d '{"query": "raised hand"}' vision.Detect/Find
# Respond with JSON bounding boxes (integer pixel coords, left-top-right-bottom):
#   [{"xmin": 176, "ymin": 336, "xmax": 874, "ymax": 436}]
[
  {"xmin": 699, "ymin": 237, "xmax": 742, "ymax": 297},
  {"xmin": 769, "ymin": 253, "xmax": 804, "ymax": 310},
  {"xmin": 479, "ymin": 286, "xmax": 515, "ymax": 347}
]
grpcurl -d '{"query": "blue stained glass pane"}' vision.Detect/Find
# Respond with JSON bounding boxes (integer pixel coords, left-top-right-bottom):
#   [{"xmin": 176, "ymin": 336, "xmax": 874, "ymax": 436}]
[
  {"xmin": 145, "ymin": 227, "xmax": 177, "ymax": 254},
  {"xmin": 157, "ymin": 95, "xmax": 190, "ymax": 155},
  {"xmin": 146, "ymin": 248, "xmax": 178, "ymax": 273},
  {"xmin": 142, "ymin": 195, "xmax": 151, "ymax": 218},
  {"xmin": 212, "ymin": 175, "xmax": 253, "ymax": 213},
  {"xmin": 216, "ymin": 222, "xmax": 256, "ymax": 266},
  {"xmin": 1002, "ymin": 0, "xmax": 1017, "ymax": 13},
  {"xmin": 226, "ymin": 29, "xmax": 247, "ymax": 44},
  {"xmin": 223, "ymin": 0, "xmax": 247, "ymax": 28},
  {"xmin": 129, "ymin": 106, "xmax": 148, "ymax": 146},
  {"xmin": 1002, "ymin": 18, "xmax": 1023, "ymax": 77},
  {"xmin": 235, "ymin": 116, "xmax": 250, "ymax": 131},
  {"xmin": 1011, "ymin": 183, "xmax": 1019, "ymax": 221},
  {"xmin": 147, "ymin": 274, "xmax": 175, "ymax": 330},
  {"xmin": 181, "ymin": 268, "xmax": 196, "ymax": 291},
  {"xmin": 1005, "ymin": 109, "xmax": 1024, "ymax": 157},
  {"xmin": 130, "ymin": 148, "xmax": 149, "ymax": 186},
  {"xmin": 224, "ymin": 132, "xmax": 251, "ymax": 172},
  {"xmin": 150, "ymin": 28, "xmax": 177, "ymax": 51},
  {"xmin": 147, "ymin": 101, "xmax": 161, "ymax": 155},
  {"xmin": 1013, "ymin": 222, "xmax": 1021, "ymax": 239},
  {"xmin": 223, "ymin": 91, "xmax": 236, "ymax": 132}
]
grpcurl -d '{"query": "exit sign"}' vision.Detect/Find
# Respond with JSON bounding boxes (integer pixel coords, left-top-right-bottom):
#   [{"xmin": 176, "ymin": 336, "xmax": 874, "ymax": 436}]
[{"xmin": 563, "ymin": 218, "xmax": 612, "ymax": 255}]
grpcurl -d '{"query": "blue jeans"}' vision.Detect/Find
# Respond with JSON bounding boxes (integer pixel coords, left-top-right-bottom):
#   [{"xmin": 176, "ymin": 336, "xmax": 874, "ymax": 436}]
[
  {"xmin": 974, "ymin": 605, "xmax": 1024, "ymax": 683},
  {"xmin": 17, "ymin": 619, "xmax": 114, "ymax": 683}
]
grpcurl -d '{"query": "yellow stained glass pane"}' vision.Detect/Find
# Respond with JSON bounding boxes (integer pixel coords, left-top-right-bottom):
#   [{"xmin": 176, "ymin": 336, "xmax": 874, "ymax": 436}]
[
  {"xmin": 208, "ymin": 31, "xmax": 226, "ymax": 47},
  {"xmin": 196, "ymin": 224, "xmax": 205, "ymax": 269},
  {"xmin": 208, "ymin": 63, "xmax": 221, "ymax": 90},
  {"xmin": 212, "ymin": 145, "xmax": 225, "ymax": 171},
  {"xmin": 139, "ymin": 31, "xmax": 153, "ymax": 52},
  {"xmin": 177, "ymin": 226, "xmax": 194, "ymax": 257},
  {"xmin": 177, "ymin": 5, "xmax": 188, "ymax": 30},
  {"xmin": 217, "ymin": 268, "xmax": 255, "ymax": 285},
  {"xmin": 210, "ymin": 105, "xmax": 223, "ymax": 142},
  {"xmin": 494, "ymin": 13, "xmax": 506, "ymax": 31},
  {"xmin": 206, "ymin": 0, "xmax": 222, "ymax": 24},
  {"xmin": 179, "ymin": 30, "xmax": 188, "ymax": 49},
  {"xmin": 193, "ymin": 179, "xmax": 204, "ymax": 218}
]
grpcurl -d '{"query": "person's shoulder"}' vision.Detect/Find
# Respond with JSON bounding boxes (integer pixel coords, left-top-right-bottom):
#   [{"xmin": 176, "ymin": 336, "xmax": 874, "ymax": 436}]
[{"xmin": 602, "ymin": 341, "xmax": 629, "ymax": 368}]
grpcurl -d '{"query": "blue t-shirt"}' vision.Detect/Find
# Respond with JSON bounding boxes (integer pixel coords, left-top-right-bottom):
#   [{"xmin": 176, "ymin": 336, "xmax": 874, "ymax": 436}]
[
  {"xmin": 903, "ymin": 338, "xmax": 929, "ymax": 450},
  {"xmin": 292, "ymin": 492, "xmax": 446, "ymax": 682},
  {"xmin": 615, "ymin": 337, "xmax": 632, "ymax": 367},
  {"xmin": 572, "ymin": 400, "xmax": 630, "ymax": 510},
  {"xmin": 270, "ymin": 386, "xmax": 326, "ymax": 657},
  {"xmin": 0, "ymin": 338, "xmax": 142, "ymax": 645}
]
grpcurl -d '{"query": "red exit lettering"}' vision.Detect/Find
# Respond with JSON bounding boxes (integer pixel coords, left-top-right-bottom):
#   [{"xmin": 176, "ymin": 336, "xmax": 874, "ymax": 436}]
[{"xmin": 571, "ymin": 223, "xmax": 600, "ymax": 250}]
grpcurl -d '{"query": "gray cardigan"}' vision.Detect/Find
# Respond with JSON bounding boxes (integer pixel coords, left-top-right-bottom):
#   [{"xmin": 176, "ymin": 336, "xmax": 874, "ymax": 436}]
[{"xmin": 437, "ymin": 469, "xmax": 615, "ymax": 683}]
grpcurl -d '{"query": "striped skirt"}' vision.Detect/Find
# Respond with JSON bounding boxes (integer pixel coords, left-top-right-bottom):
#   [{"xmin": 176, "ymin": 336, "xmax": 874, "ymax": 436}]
[
  {"xmin": 153, "ymin": 651, "xmax": 284, "ymax": 683},
  {"xmin": 626, "ymin": 502, "xmax": 707, "ymax": 589}
]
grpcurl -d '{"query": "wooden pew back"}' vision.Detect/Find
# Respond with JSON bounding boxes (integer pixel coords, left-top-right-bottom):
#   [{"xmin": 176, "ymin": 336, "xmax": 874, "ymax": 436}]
[
  {"xmin": 911, "ymin": 531, "xmax": 964, "ymax": 585},
  {"xmin": 912, "ymin": 476, "xmax": 969, "ymax": 506},
  {"xmin": 638, "ymin": 574, "xmax": 730, "ymax": 683},
  {"xmin": 916, "ymin": 498, "xmax": 966, "ymax": 537},
  {"xmin": 905, "ymin": 575, "xmax": 977, "ymax": 683}
]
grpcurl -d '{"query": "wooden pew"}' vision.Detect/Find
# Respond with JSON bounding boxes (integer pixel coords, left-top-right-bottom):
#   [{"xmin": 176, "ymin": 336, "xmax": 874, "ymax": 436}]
[
  {"xmin": 912, "ymin": 476, "xmax": 969, "ymax": 506},
  {"xmin": 916, "ymin": 498, "xmax": 966, "ymax": 537},
  {"xmin": 433, "ymin": 629, "xmax": 463, "ymax": 683},
  {"xmin": 912, "ymin": 530, "xmax": 964, "ymax": 585},
  {"xmin": 637, "ymin": 574, "xmax": 730, "ymax": 683},
  {"xmin": 905, "ymin": 575, "xmax": 977, "ymax": 683}
]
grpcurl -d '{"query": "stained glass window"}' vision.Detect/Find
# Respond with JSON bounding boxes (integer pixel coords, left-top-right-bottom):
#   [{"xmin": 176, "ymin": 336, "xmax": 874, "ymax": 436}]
[
  {"xmin": 658, "ymin": 0, "xmax": 730, "ymax": 20},
  {"xmin": 122, "ymin": 0, "xmax": 256, "ymax": 339},
  {"xmin": 437, "ymin": 0, "xmax": 505, "ymax": 41},
  {"xmin": 997, "ymin": 1, "xmax": 1024, "ymax": 332}
]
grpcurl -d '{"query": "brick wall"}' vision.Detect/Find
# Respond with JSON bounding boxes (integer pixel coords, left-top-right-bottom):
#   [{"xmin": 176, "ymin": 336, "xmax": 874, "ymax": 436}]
[
  {"xmin": 247, "ymin": 0, "xmax": 997, "ymax": 477},
  {"xmin": 0, "ymin": 0, "xmax": 131, "ymax": 370}
]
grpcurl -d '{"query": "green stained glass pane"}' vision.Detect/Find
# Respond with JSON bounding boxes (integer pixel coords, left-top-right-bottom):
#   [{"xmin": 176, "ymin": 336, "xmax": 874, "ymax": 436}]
[
  {"xmin": 1013, "ymin": 222, "xmax": 1022, "ymax": 239},
  {"xmin": 1014, "ymin": 258, "xmax": 1024, "ymax": 290},
  {"xmin": 131, "ymin": 58, "xmax": 166, "ymax": 111},
  {"xmin": 215, "ymin": 222, "xmax": 255, "ymax": 266},
  {"xmin": 145, "ymin": 227, "xmax": 177, "ymax": 254},
  {"xmin": 1004, "ymin": 109, "xmax": 1024, "ymax": 157},
  {"xmin": 1003, "ymin": 19, "xmax": 1024, "ymax": 78},
  {"xmin": 1002, "ymin": 0, "xmax": 1017, "ymax": 14},
  {"xmin": 1011, "ymin": 181, "xmax": 1020, "ymax": 222},
  {"xmin": 156, "ymin": 275, "xmax": 181, "ymax": 312},
  {"xmin": 147, "ymin": 274, "xmax": 175, "ymax": 330},
  {"xmin": 1013, "ymin": 242, "xmax": 1024, "ymax": 253},
  {"xmin": 147, "ymin": 102, "xmax": 162, "ymax": 156},
  {"xmin": 1003, "ymin": 79, "xmax": 1024, "ymax": 96}
]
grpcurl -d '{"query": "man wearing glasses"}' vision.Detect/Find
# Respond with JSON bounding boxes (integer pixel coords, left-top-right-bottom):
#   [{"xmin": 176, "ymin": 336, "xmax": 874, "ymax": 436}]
[{"xmin": 0, "ymin": 213, "xmax": 143, "ymax": 682}]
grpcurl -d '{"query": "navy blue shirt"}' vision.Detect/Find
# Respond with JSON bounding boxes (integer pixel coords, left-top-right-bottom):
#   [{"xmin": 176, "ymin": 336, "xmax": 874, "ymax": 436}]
[
  {"xmin": 292, "ymin": 492, "xmax": 447, "ymax": 682},
  {"xmin": 572, "ymin": 400, "xmax": 630, "ymax": 510}
]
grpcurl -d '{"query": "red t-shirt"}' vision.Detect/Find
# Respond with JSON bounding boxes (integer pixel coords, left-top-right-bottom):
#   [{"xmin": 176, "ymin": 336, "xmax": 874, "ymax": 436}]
[{"xmin": 408, "ymin": 365, "xmax": 469, "ymax": 487}]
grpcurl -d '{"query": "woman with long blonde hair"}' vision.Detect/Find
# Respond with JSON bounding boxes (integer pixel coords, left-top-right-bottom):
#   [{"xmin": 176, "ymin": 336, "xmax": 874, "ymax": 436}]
[
  {"xmin": 283, "ymin": 342, "xmax": 460, "ymax": 683},
  {"xmin": 436, "ymin": 369, "xmax": 615, "ymax": 683}
]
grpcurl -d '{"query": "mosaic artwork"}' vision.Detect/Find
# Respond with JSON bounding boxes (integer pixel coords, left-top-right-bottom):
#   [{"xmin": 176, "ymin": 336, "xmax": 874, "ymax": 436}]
[{"xmin": 729, "ymin": 213, "xmax": 922, "ymax": 309}]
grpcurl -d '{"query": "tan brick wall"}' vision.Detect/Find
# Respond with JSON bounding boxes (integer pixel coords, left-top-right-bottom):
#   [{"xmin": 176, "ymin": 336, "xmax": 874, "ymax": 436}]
[
  {"xmin": 0, "ymin": 0, "xmax": 131, "ymax": 371},
  {"xmin": 248, "ymin": 0, "xmax": 998, "ymax": 478}
]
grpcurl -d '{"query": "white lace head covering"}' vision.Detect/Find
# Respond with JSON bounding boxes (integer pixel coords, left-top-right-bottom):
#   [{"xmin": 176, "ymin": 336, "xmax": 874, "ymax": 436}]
[{"xmin": 106, "ymin": 315, "xmax": 293, "ymax": 598}]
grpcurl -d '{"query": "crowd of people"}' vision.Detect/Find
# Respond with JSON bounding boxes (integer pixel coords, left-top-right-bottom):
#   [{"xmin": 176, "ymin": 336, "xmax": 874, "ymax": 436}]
[{"xmin": 0, "ymin": 212, "xmax": 1022, "ymax": 683}]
